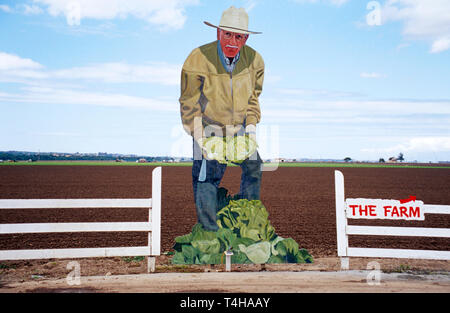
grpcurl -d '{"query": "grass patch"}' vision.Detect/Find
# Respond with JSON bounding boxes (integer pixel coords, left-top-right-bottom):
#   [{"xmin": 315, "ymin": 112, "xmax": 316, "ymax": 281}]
[
  {"xmin": 156, "ymin": 264, "xmax": 205, "ymax": 273},
  {"xmin": 266, "ymin": 162, "xmax": 450, "ymax": 169},
  {"xmin": 0, "ymin": 161, "xmax": 193, "ymax": 167},
  {"xmin": 0, "ymin": 263, "xmax": 16, "ymax": 270},
  {"xmin": 122, "ymin": 256, "xmax": 145, "ymax": 263},
  {"xmin": 391, "ymin": 264, "xmax": 412, "ymax": 273}
]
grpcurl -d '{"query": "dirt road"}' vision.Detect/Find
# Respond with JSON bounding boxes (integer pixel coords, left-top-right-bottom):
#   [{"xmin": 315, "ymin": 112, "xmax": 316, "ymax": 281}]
[{"xmin": 2, "ymin": 270, "xmax": 449, "ymax": 293}]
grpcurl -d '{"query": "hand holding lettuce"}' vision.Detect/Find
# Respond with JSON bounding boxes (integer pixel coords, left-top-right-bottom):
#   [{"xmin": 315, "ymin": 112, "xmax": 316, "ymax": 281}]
[{"xmin": 201, "ymin": 135, "xmax": 258, "ymax": 164}]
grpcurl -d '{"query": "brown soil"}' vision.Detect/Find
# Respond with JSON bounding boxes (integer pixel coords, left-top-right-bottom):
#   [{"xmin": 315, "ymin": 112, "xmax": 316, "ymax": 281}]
[{"xmin": 0, "ymin": 165, "xmax": 449, "ymax": 286}]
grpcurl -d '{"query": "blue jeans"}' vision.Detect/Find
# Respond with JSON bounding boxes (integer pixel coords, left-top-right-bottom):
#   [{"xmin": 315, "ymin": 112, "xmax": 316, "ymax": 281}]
[{"xmin": 192, "ymin": 139, "xmax": 263, "ymax": 231}]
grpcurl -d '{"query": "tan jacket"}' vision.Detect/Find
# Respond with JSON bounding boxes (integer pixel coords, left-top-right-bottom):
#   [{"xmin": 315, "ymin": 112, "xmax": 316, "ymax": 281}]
[{"xmin": 179, "ymin": 40, "xmax": 264, "ymax": 137}]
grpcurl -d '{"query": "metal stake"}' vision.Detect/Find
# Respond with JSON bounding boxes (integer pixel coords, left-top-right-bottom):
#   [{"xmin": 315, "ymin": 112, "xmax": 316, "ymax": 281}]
[{"xmin": 225, "ymin": 250, "xmax": 233, "ymax": 272}]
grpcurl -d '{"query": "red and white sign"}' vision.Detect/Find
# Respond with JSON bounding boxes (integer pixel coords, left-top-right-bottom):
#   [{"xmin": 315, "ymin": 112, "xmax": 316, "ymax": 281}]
[{"xmin": 345, "ymin": 198, "xmax": 424, "ymax": 220}]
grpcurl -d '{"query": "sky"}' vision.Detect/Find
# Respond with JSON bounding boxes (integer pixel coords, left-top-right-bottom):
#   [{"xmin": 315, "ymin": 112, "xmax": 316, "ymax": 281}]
[{"xmin": 0, "ymin": 0, "xmax": 449, "ymax": 162}]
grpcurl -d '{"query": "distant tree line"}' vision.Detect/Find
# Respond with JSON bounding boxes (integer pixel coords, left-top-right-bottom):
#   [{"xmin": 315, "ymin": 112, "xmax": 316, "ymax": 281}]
[{"xmin": 0, "ymin": 151, "xmax": 178, "ymax": 162}]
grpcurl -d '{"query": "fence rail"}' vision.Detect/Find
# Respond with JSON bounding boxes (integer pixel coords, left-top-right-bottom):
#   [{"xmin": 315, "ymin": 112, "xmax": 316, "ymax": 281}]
[
  {"xmin": 0, "ymin": 167, "xmax": 162, "ymax": 273},
  {"xmin": 0, "ymin": 198, "xmax": 152, "ymax": 209},
  {"xmin": 334, "ymin": 170, "xmax": 450, "ymax": 270},
  {"xmin": 0, "ymin": 222, "xmax": 153, "ymax": 234}
]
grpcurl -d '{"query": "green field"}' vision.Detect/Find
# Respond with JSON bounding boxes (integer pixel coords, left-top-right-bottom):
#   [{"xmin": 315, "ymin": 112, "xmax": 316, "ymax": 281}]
[
  {"xmin": 1, "ymin": 160, "xmax": 449, "ymax": 169},
  {"xmin": 271, "ymin": 162, "xmax": 450, "ymax": 169},
  {"xmin": 0, "ymin": 161, "xmax": 192, "ymax": 167}
]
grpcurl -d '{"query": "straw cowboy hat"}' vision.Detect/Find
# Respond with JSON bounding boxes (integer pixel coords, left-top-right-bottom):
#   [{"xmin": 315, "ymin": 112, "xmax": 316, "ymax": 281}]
[{"xmin": 204, "ymin": 6, "xmax": 262, "ymax": 35}]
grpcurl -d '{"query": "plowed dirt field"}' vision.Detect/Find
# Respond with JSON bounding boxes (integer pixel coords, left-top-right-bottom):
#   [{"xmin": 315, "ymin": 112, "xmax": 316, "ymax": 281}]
[{"xmin": 1, "ymin": 165, "xmax": 449, "ymax": 257}]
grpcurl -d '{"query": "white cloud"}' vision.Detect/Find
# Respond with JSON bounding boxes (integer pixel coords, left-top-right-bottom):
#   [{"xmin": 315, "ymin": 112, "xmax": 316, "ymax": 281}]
[
  {"xmin": 32, "ymin": 0, "xmax": 199, "ymax": 30},
  {"xmin": 381, "ymin": 0, "xmax": 450, "ymax": 53},
  {"xmin": 277, "ymin": 87, "xmax": 363, "ymax": 98},
  {"xmin": 0, "ymin": 85, "xmax": 177, "ymax": 111},
  {"xmin": 0, "ymin": 52, "xmax": 47, "ymax": 82},
  {"xmin": 0, "ymin": 4, "xmax": 12, "ymax": 12},
  {"xmin": 430, "ymin": 36, "xmax": 450, "ymax": 54},
  {"xmin": 51, "ymin": 62, "xmax": 181, "ymax": 85},
  {"xmin": 292, "ymin": 0, "xmax": 350, "ymax": 6},
  {"xmin": 260, "ymin": 96, "xmax": 450, "ymax": 128},
  {"xmin": 362, "ymin": 137, "xmax": 450, "ymax": 153},
  {"xmin": 0, "ymin": 52, "xmax": 43, "ymax": 71},
  {"xmin": 264, "ymin": 70, "xmax": 282, "ymax": 84},
  {"xmin": 34, "ymin": 131, "xmax": 83, "ymax": 137},
  {"xmin": 0, "ymin": 51, "xmax": 181, "ymax": 85},
  {"xmin": 0, "ymin": 51, "xmax": 181, "ymax": 112},
  {"xmin": 396, "ymin": 42, "xmax": 411, "ymax": 50},
  {"xmin": 23, "ymin": 4, "xmax": 44, "ymax": 15},
  {"xmin": 244, "ymin": 0, "xmax": 258, "ymax": 12},
  {"xmin": 329, "ymin": 0, "xmax": 349, "ymax": 5}
]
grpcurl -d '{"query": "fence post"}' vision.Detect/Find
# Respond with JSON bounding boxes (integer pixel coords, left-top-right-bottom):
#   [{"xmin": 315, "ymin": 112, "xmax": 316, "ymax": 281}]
[
  {"xmin": 335, "ymin": 170, "xmax": 349, "ymax": 270},
  {"xmin": 148, "ymin": 167, "xmax": 162, "ymax": 273}
]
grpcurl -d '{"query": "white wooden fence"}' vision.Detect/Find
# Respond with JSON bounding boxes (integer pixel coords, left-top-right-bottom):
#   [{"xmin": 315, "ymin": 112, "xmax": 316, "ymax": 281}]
[
  {"xmin": 335, "ymin": 170, "xmax": 450, "ymax": 270},
  {"xmin": 0, "ymin": 167, "xmax": 162, "ymax": 273}
]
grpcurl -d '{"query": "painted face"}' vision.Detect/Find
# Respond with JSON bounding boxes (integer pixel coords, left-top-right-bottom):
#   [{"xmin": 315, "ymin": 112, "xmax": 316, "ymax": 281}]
[{"xmin": 217, "ymin": 29, "xmax": 249, "ymax": 58}]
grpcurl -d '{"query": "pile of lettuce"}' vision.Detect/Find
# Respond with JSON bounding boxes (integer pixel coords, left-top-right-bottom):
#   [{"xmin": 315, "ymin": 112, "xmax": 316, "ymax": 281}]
[
  {"xmin": 172, "ymin": 197, "xmax": 313, "ymax": 265},
  {"xmin": 202, "ymin": 135, "xmax": 258, "ymax": 164}
]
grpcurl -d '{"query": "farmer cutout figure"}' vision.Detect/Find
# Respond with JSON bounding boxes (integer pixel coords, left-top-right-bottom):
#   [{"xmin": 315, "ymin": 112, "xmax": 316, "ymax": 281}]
[{"xmin": 179, "ymin": 6, "xmax": 265, "ymax": 231}]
